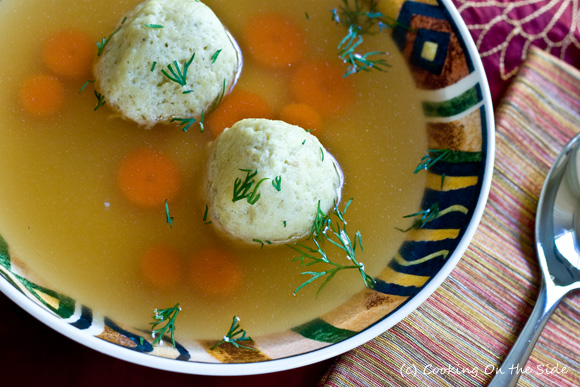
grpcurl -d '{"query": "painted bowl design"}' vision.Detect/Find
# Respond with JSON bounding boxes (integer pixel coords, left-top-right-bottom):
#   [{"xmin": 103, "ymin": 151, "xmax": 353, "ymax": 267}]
[{"xmin": 0, "ymin": 0, "xmax": 493, "ymax": 375}]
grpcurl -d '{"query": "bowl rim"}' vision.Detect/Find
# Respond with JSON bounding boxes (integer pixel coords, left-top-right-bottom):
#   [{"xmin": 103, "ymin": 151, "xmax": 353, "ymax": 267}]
[{"xmin": 0, "ymin": 0, "xmax": 495, "ymax": 376}]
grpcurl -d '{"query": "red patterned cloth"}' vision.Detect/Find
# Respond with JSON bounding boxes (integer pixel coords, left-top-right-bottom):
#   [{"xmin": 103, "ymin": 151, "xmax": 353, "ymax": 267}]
[{"xmin": 451, "ymin": 0, "xmax": 580, "ymax": 105}]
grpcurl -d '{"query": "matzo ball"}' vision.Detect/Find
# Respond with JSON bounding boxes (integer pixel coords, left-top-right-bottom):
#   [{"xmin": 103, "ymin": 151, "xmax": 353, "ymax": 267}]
[{"xmin": 205, "ymin": 118, "xmax": 343, "ymax": 244}]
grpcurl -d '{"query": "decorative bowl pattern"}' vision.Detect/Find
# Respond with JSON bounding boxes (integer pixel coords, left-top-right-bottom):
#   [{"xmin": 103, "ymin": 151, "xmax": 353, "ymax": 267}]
[{"xmin": 0, "ymin": 0, "xmax": 493, "ymax": 375}]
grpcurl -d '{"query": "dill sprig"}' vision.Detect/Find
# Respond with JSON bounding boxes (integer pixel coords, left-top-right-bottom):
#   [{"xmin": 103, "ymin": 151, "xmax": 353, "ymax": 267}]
[
  {"xmin": 233, "ymin": 169, "xmax": 268, "ymax": 205},
  {"xmin": 272, "ymin": 176, "xmax": 282, "ymax": 192},
  {"xmin": 309, "ymin": 200, "xmax": 331, "ymax": 240},
  {"xmin": 210, "ymin": 79, "xmax": 227, "ymax": 111},
  {"xmin": 203, "ymin": 204, "xmax": 212, "ymax": 224},
  {"xmin": 79, "ymin": 80, "xmax": 94, "ymax": 94},
  {"xmin": 414, "ymin": 149, "xmax": 452, "ymax": 173},
  {"xmin": 210, "ymin": 316, "xmax": 257, "ymax": 351},
  {"xmin": 93, "ymin": 91, "xmax": 106, "ymax": 111},
  {"xmin": 338, "ymin": 25, "xmax": 390, "ymax": 77},
  {"xmin": 144, "ymin": 24, "xmax": 163, "ymax": 28},
  {"xmin": 288, "ymin": 199, "xmax": 374, "ymax": 297},
  {"xmin": 165, "ymin": 199, "xmax": 174, "ymax": 227},
  {"xmin": 150, "ymin": 303, "xmax": 181, "ymax": 348},
  {"xmin": 161, "ymin": 53, "xmax": 195, "ymax": 87},
  {"xmin": 97, "ymin": 17, "xmax": 127, "ymax": 56},
  {"xmin": 210, "ymin": 49, "xmax": 222, "ymax": 64},
  {"xmin": 332, "ymin": 0, "xmax": 397, "ymax": 76},
  {"xmin": 397, "ymin": 202, "xmax": 440, "ymax": 232},
  {"xmin": 171, "ymin": 117, "xmax": 197, "ymax": 132}
]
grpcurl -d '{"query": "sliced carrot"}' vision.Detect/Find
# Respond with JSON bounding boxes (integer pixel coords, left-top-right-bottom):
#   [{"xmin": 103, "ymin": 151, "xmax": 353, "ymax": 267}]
[
  {"xmin": 205, "ymin": 89, "xmax": 273, "ymax": 137},
  {"xmin": 117, "ymin": 148, "xmax": 181, "ymax": 208},
  {"xmin": 280, "ymin": 102, "xmax": 322, "ymax": 132},
  {"xmin": 42, "ymin": 29, "xmax": 94, "ymax": 79},
  {"xmin": 19, "ymin": 74, "xmax": 65, "ymax": 116},
  {"xmin": 243, "ymin": 12, "xmax": 304, "ymax": 69},
  {"xmin": 140, "ymin": 245, "xmax": 182, "ymax": 289},
  {"xmin": 290, "ymin": 60, "xmax": 353, "ymax": 116},
  {"xmin": 189, "ymin": 247, "xmax": 242, "ymax": 297}
]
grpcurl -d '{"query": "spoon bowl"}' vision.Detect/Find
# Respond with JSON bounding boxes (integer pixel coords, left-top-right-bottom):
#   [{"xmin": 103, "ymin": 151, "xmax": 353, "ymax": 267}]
[{"xmin": 489, "ymin": 133, "xmax": 580, "ymax": 386}]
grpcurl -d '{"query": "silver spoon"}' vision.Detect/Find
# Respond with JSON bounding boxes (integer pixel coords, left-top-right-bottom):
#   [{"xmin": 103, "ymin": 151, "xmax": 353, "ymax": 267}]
[{"xmin": 488, "ymin": 133, "xmax": 580, "ymax": 386}]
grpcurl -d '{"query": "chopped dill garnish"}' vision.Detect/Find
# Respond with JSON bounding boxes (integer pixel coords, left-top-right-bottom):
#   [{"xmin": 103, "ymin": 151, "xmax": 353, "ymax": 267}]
[
  {"xmin": 161, "ymin": 53, "xmax": 195, "ymax": 87},
  {"xmin": 272, "ymin": 176, "xmax": 282, "ymax": 192},
  {"xmin": 150, "ymin": 61, "xmax": 157, "ymax": 72},
  {"xmin": 283, "ymin": 220, "xmax": 287, "ymax": 227},
  {"xmin": 199, "ymin": 110, "xmax": 205, "ymax": 133},
  {"xmin": 320, "ymin": 148, "xmax": 325, "ymax": 161},
  {"xmin": 309, "ymin": 200, "xmax": 331, "ymax": 240},
  {"xmin": 254, "ymin": 239, "xmax": 265, "ymax": 249},
  {"xmin": 144, "ymin": 24, "xmax": 163, "ymax": 28},
  {"xmin": 210, "ymin": 79, "xmax": 227, "ymax": 111},
  {"xmin": 150, "ymin": 303, "xmax": 181, "ymax": 348},
  {"xmin": 171, "ymin": 117, "xmax": 196, "ymax": 132},
  {"xmin": 210, "ymin": 49, "xmax": 222, "ymax": 64},
  {"xmin": 397, "ymin": 202, "xmax": 440, "ymax": 232},
  {"xmin": 232, "ymin": 169, "xmax": 268, "ymax": 205},
  {"xmin": 332, "ymin": 0, "xmax": 397, "ymax": 76},
  {"xmin": 210, "ymin": 316, "xmax": 257, "ymax": 351},
  {"xmin": 79, "ymin": 80, "xmax": 94, "ymax": 94},
  {"xmin": 305, "ymin": 12, "xmax": 310, "ymax": 20},
  {"xmin": 288, "ymin": 199, "xmax": 374, "ymax": 297},
  {"xmin": 203, "ymin": 204, "xmax": 212, "ymax": 224},
  {"xmin": 182, "ymin": 90, "xmax": 194, "ymax": 94},
  {"xmin": 302, "ymin": 139, "xmax": 306, "ymax": 145},
  {"xmin": 414, "ymin": 149, "xmax": 452, "ymax": 173},
  {"xmin": 165, "ymin": 199, "xmax": 174, "ymax": 227},
  {"xmin": 96, "ymin": 17, "xmax": 127, "ymax": 56},
  {"xmin": 93, "ymin": 91, "xmax": 106, "ymax": 111}
]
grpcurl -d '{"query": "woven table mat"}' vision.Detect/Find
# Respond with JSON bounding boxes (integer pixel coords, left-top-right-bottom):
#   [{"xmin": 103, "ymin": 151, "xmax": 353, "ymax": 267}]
[{"xmin": 320, "ymin": 46, "xmax": 580, "ymax": 387}]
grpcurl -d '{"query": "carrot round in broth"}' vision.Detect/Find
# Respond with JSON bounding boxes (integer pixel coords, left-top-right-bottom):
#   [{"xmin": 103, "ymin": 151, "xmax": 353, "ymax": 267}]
[
  {"xmin": 42, "ymin": 29, "xmax": 95, "ymax": 79},
  {"xmin": 117, "ymin": 148, "xmax": 181, "ymax": 208},
  {"xmin": 243, "ymin": 12, "xmax": 304, "ymax": 69},
  {"xmin": 20, "ymin": 74, "xmax": 65, "ymax": 116},
  {"xmin": 280, "ymin": 102, "xmax": 322, "ymax": 132},
  {"xmin": 290, "ymin": 60, "xmax": 353, "ymax": 116},
  {"xmin": 140, "ymin": 245, "xmax": 183, "ymax": 289},
  {"xmin": 189, "ymin": 247, "xmax": 243, "ymax": 297},
  {"xmin": 205, "ymin": 89, "xmax": 273, "ymax": 137}
]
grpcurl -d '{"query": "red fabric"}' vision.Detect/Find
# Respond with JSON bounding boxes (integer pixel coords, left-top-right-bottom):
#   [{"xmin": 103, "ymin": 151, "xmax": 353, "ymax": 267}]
[{"xmin": 451, "ymin": 0, "xmax": 580, "ymax": 105}]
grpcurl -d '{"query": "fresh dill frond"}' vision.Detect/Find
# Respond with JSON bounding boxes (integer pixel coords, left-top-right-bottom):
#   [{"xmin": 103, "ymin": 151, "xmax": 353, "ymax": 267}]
[
  {"xmin": 150, "ymin": 61, "xmax": 157, "ymax": 72},
  {"xmin": 338, "ymin": 25, "xmax": 390, "ymax": 77},
  {"xmin": 309, "ymin": 200, "xmax": 331, "ymax": 240},
  {"xmin": 414, "ymin": 149, "xmax": 452, "ymax": 173},
  {"xmin": 272, "ymin": 176, "xmax": 282, "ymax": 192},
  {"xmin": 144, "ymin": 24, "xmax": 163, "ymax": 28},
  {"xmin": 93, "ymin": 91, "xmax": 106, "ymax": 111},
  {"xmin": 161, "ymin": 53, "xmax": 195, "ymax": 87},
  {"xmin": 210, "ymin": 79, "xmax": 227, "ymax": 111},
  {"xmin": 210, "ymin": 316, "xmax": 257, "ymax": 351},
  {"xmin": 332, "ymin": 0, "xmax": 397, "ymax": 76},
  {"xmin": 210, "ymin": 49, "xmax": 222, "ymax": 64},
  {"xmin": 171, "ymin": 117, "xmax": 197, "ymax": 132},
  {"xmin": 199, "ymin": 110, "xmax": 205, "ymax": 133},
  {"xmin": 150, "ymin": 303, "xmax": 181, "ymax": 348},
  {"xmin": 96, "ymin": 17, "xmax": 127, "ymax": 56},
  {"xmin": 79, "ymin": 80, "xmax": 94, "ymax": 94},
  {"xmin": 397, "ymin": 202, "xmax": 440, "ymax": 232},
  {"xmin": 288, "ymin": 199, "xmax": 374, "ymax": 297},
  {"xmin": 203, "ymin": 204, "xmax": 212, "ymax": 224},
  {"xmin": 165, "ymin": 199, "xmax": 174, "ymax": 227},
  {"xmin": 232, "ymin": 169, "xmax": 268, "ymax": 205},
  {"xmin": 320, "ymin": 147, "xmax": 325, "ymax": 161},
  {"xmin": 305, "ymin": 12, "xmax": 310, "ymax": 20}
]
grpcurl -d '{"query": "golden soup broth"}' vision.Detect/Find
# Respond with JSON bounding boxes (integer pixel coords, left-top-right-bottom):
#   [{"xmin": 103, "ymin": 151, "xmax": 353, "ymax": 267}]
[{"xmin": 0, "ymin": 0, "xmax": 427, "ymax": 339}]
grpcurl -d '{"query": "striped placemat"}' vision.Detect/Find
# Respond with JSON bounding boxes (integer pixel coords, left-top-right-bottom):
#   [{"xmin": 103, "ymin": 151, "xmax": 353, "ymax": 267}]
[{"xmin": 319, "ymin": 46, "xmax": 580, "ymax": 387}]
